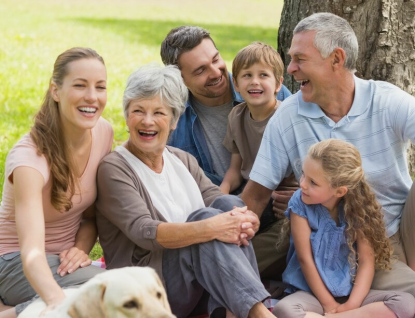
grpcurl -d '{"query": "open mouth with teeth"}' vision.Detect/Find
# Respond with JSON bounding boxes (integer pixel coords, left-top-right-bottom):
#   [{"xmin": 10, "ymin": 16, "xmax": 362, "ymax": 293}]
[
  {"xmin": 248, "ymin": 89, "xmax": 263, "ymax": 95},
  {"xmin": 78, "ymin": 107, "xmax": 97, "ymax": 114},
  {"xmin": 299, "ymin": 80, "xmax": 310, "ymax": 88},
  {"xmin": 139, "ymin": 130, "xmax": 158, "ymax": 137},
  {"xmin": 207, "ymin": 76, "xmax": 222, "ymax": 87}
]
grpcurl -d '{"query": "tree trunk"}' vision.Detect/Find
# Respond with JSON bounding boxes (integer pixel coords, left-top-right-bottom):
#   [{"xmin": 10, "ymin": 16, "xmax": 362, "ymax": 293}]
[{"xmin": 278, "ymin": 0, "xmax": 415, "ymax": 175}]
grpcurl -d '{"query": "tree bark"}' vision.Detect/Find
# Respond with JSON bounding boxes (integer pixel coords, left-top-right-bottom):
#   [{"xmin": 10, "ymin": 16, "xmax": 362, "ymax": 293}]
[{"xmin": 278, "ymin": 0, "xmax": 415, "ymax": 175}]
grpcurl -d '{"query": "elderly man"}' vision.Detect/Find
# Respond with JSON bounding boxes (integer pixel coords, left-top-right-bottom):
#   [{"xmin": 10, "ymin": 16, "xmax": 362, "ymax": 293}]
[
  {"xmin": 242, "ymin": 12, "xmax": 415, "ymax": 296},
  {"xmin": 160, "ymin": 26, "xmax": 291, "ymax": 186}
]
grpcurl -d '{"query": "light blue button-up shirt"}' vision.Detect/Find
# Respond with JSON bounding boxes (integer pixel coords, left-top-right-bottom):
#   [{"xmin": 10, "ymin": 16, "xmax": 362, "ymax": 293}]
[{"xmin": 251, "ymin": 76, "xmax": 415, "ymax": 237}]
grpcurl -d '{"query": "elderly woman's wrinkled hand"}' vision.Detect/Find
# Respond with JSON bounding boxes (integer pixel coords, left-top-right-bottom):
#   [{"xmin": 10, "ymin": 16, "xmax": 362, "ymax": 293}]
[
  {"xmin": 230, "ymin": 206, "xmax": 259, "ymax": 241},
  {"xmin": 227, "ymin": 207, "xmax": 259, "ymax": 246},
  {"xmin": 209, "ymin": 209, "xmax": 258, "ymax": 246}
]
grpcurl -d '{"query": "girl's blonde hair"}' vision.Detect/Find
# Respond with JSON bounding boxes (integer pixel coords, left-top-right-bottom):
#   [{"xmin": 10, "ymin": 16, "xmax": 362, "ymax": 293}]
[
  {"xmin": 308, "ymin": 139, "xmax": 392, "ymax": 270},
  {"xmin": 30, "ymin": 47, "xmax": 105, "ymax": 212}
]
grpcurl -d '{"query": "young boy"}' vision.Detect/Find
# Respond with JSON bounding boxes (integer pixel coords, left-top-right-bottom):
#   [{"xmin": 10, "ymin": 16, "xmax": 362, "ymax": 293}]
[{"xmin": 221, "ymin": 42, "xmax": 298, "ymax": 231}]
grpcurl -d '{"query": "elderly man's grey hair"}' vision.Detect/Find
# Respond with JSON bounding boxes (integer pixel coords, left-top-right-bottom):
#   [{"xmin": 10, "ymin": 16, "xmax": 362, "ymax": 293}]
[
  {"xmin": 160, "ymin": 26, "xmax": 213, "ymax": 67},
  {"xmin": 294, "ymin": 12, "xmax": 358, "ymax": 72},
  {"xmin": 123, "ymin": 63, "xmax": 188, "ymax": 125}
]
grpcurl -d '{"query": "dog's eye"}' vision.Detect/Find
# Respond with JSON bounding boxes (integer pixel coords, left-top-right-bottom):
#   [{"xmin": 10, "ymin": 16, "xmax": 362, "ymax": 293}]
[
  {"xmin": 123, "ymin": 300, "xmax": 140, "ymax": 309},
  {"xmin": 156, "ymin": 292, "xmax": 162, "ymax": 299}
]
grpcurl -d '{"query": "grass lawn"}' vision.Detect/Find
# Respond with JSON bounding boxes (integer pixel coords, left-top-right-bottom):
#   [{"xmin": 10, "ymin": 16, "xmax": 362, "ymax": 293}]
[{"xmin": 0, "ymin": 0, "xmax": 284, "ymax": 259}]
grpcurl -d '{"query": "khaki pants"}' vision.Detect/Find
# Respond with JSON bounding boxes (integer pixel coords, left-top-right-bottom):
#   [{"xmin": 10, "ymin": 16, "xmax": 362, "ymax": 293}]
[
  {"xmin": 372, "ymin": 230, "xmax": 415, "ymax": 297},
  {"xmin": 252, "ymin": 218, "xmax": 289, "ymax": 281},
  {"xmin": 401, "ymin": 180, "xmax": 415, "ymax": 268},
  {"xmin": 372, "ymin": 181, "xmax": 415, "ymax": 297}
]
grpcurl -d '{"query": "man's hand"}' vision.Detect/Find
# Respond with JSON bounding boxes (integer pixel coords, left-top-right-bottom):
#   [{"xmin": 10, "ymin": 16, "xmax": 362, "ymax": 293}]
[{"xmin": 271, "ymin": 190, "xmax": 295, "ymax": 219}]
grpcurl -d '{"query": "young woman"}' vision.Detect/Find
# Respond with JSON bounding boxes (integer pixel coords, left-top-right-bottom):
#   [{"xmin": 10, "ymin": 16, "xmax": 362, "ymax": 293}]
[
  {"xmin": 0, "ymin": 47, "xmax": 113, "ymax": 317},
  {"xmin": 273, "ymin": 139, "xmax": 415, "ymax": 318}
]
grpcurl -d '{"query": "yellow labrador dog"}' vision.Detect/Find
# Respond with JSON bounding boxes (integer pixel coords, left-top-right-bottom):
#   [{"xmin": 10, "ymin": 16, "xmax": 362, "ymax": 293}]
[{"xmin": 19, "ymin": 267, "xmax": 175, "ymax": 318}]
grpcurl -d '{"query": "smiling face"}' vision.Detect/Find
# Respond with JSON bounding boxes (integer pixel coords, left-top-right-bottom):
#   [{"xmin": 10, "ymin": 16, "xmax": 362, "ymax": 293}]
[
  {"xmin": 300, "ymin": 156, "xmax": 344, "ymax": 212},
  {"xmin": 234, "ymin": 61, "xmax": 282, "ymax": 113},
  {"xmin": 287, "ymin": 31, "xmax": 336, "ymax": 105},
  {"xmin": 126, "ymin": 95, "xmax": 176, "ymax": 159},
  {"xmin": 51, "ymin": 58, "xmax": 107, "ymax": 135},
  {"xmin": 178, "ymin": 38, "xmax": 231, "ymax": 106}
]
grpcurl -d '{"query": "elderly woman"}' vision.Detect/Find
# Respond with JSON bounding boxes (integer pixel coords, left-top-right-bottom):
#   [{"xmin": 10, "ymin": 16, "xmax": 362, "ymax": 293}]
[{"xmin": 95, "ymin": 64, "xmax": 274, "ymax": 318}]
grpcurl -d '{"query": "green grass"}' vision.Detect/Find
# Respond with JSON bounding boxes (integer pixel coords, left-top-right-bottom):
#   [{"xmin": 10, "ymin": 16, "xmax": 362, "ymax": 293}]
[{"xmin": 0, "ymin": 0, "xmax": 284, "ymax": 259}]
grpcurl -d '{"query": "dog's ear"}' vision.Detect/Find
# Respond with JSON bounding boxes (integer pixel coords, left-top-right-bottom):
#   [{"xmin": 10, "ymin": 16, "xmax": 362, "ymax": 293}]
[
  {"xmin": 67, "ymin": 281, "xmax": 107, "ymax": 318},
  {"xmin": 151, "ymin": 270, "xmax": 172, "ymax": 312}
]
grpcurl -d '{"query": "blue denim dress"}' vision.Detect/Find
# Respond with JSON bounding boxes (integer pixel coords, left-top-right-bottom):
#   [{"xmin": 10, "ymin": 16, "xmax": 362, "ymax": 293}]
[{"xmin": 283, "ymin": 190, "xmax": 354, "ymax": 297}]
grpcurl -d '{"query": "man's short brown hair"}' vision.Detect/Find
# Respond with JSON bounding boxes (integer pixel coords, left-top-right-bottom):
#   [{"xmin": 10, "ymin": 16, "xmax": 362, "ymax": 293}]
[{"xmin": 160, "ymin": 26, "xmax": 214, "ymax": 67}]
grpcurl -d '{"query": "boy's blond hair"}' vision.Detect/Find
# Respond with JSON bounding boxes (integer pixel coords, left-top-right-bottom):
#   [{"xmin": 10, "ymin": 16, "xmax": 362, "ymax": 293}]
[{"xmin": 232, "ymin": 41, "xmax": 284, "ymax": 83}]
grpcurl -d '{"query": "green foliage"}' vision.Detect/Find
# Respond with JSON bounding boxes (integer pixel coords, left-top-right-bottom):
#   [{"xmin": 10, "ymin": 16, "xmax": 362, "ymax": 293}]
[
  {"xmin": 90, "ymin": 241, "xmax": 104, "ymax": 261},
  {"xmin": 0, "ymin": 0, "xmax": 283, "ymax": 259}
]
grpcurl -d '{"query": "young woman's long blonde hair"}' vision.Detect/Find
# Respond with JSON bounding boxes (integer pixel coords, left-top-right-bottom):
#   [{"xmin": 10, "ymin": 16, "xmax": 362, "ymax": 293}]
[
  {"xmin": 30, "ymin": 47, "xmax": 105, "ymax": 212},
  {"xmin": 307, "ymin": 139, "xmax": 392, "ymax": 270}
]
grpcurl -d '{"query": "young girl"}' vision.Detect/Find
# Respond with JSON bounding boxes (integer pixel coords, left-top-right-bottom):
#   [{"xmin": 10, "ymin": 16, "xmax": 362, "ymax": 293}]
[
  {"xmin": 273, "ymin": 139, "xmax": 415, "ymax": 318},
  {"xmin": 0, "ymin": 47, "xmax": 113, "ymax": 318}
]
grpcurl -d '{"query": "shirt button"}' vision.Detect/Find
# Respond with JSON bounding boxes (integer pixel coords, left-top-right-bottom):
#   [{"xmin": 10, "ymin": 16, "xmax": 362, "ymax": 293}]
[{"xmin": 146, "ymin": 231, "xmax": 151, "ymax": 236}]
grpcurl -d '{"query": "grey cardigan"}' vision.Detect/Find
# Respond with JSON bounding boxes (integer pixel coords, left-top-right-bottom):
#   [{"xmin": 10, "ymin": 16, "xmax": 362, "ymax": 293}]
[{"xmin": 95, "ymin": 146, "xmax": 222, "ymax": 283}]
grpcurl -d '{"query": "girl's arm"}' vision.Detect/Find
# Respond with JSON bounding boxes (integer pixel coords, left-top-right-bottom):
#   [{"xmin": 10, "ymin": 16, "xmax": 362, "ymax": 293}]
[
  {"xmin": 220, "ymin": 153, "xmax": 243, "ymax": 194},
  {"xmin": 57, "ymin": 205, "xmax": 97, "ymax": 276},
  {"xmin": 291, "ymin": 212, "xmax": 340, "ymax": 313},
  {"xmin": 14, "ymin": 167, "xmax": 65, "ymax": 307},
  {"xmin": 336, "ymin": 234, "xmax": 374, "ymax": 312}
]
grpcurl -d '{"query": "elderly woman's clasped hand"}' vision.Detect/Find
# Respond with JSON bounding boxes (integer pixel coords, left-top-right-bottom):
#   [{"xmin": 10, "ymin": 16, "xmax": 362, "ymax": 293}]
[{"xmin": 220, "ymin": 206, "xmax": 259, "ymax": 246}]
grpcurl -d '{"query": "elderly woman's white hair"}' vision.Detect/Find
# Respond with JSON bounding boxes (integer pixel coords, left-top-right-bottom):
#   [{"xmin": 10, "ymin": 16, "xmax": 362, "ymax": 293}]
[{"xmin": 123, "ymin": 63, "xmax": 188, "ymax": 124}]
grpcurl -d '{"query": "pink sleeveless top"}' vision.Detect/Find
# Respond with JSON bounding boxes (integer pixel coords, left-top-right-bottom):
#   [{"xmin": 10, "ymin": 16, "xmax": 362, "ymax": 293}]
[{"xmin": 0, "ymin": 117, "xmax": 113, "ymax": 255}]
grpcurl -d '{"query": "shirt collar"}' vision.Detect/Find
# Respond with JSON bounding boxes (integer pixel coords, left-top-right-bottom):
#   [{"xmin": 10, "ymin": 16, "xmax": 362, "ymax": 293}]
[{"xmin": 297, "ymin": 75, "xmax": 372, "ymax": 119}]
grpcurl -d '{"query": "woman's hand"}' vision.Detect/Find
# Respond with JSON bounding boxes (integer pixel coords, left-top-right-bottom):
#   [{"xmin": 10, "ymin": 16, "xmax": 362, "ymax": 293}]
[
  {"xmin": 211, "ymin": 207, "xmax": 259, "ymax": 245},
  {"xmin": 230, "ymin": 206, "xmax": 259, "ymax": 245},
  {"xmin": 57, "ymin": 247, "xmax": 92, "ymax": 277}
]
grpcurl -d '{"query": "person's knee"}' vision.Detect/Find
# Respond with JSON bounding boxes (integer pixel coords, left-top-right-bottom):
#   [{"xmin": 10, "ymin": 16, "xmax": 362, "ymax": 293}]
[
  {"xmin": 373, "ymin": 261, "xmax": 415, "ymax": 297},
  {"xmin": 210, "ymin": 195, "xmax": 244, "ymax": 211},
  {"xmin": 384, "ymin": 292, "xmax": 415, "ymax": 317},
  {"xmin": 272, "ymin": 299, "xmax": 305, "ymax": 318},
  {"xmin": 187, "ymin": 207, "xmax": 220, "ymax": 222}
]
